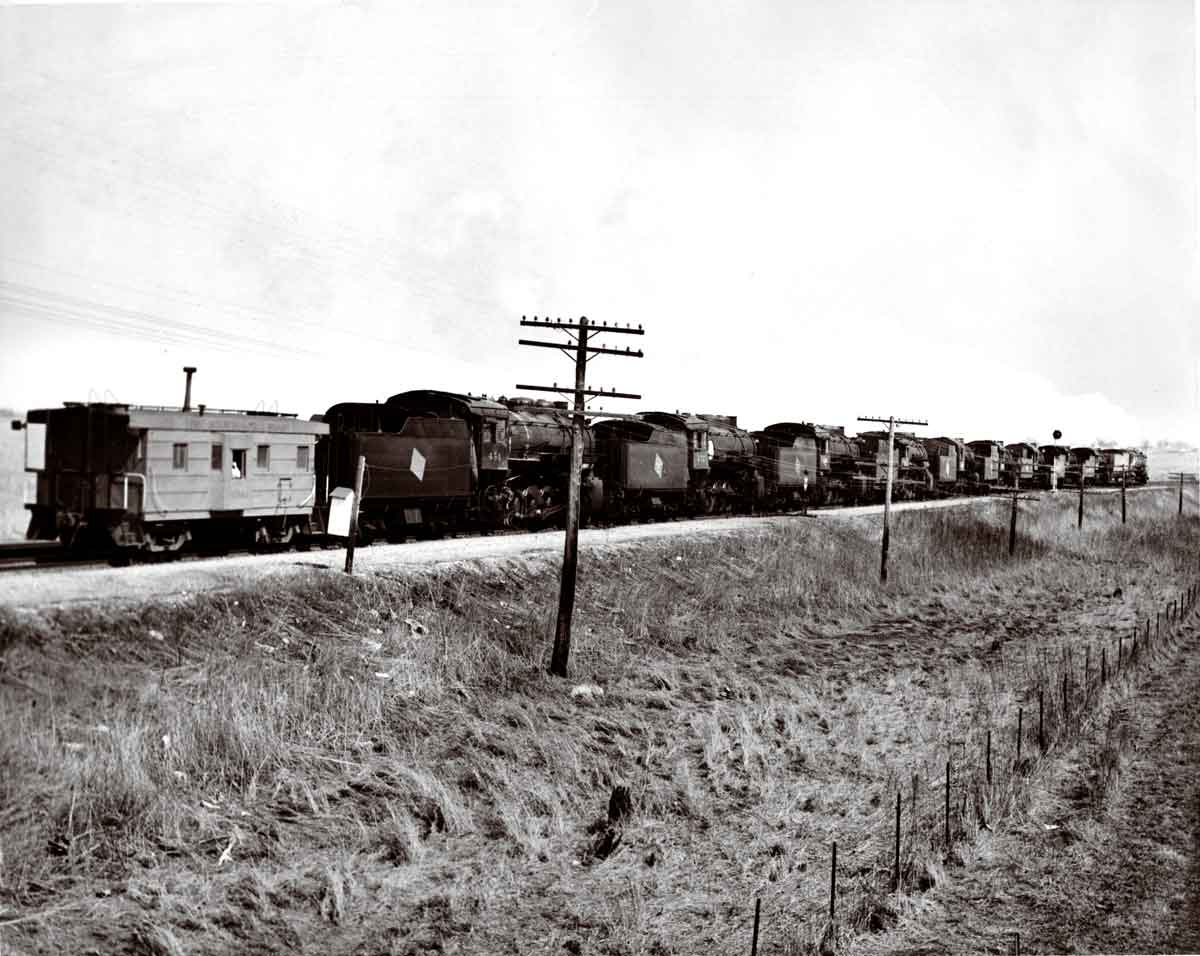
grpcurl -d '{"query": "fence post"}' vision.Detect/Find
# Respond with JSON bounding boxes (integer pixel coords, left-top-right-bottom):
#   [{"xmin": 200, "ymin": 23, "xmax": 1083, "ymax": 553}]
[
  {"xmin": 945, "ymin": 761, "xmax": 951, "ymax": 850},
  {"xmin": 1101, "ymin": 646, "xmax": 1107, "ymax": 685},
  {"xmin": 750, "ymin": 897, "xmax": 761, "ymax": 956},
  {"xmin": 1017, "ymin": 707, "xmax": 1023, "ymax": 765},
  {"xmin": 830, "ymin": 841, "xmax": 837, "ymax": 921},
  {"xmin": 986, "ymin": 729, "xmax": 992, "ymax": 785},
  {"xmin": 1084, "ymin": 645, "xmax": 1091, "ymax": 705},
  {"xmin": 1038, "ymin": 689, "xmax": 1045, "ymax": 753},
  {"xmin": 894, "ymin": 792, "xmax": 901, "ymax": 893}
]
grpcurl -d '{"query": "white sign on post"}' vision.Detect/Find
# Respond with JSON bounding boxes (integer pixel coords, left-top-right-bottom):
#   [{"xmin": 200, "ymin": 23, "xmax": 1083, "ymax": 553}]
[{"xmin": 327, "ymin": 487, "xmax": 356, "ymax": 537}]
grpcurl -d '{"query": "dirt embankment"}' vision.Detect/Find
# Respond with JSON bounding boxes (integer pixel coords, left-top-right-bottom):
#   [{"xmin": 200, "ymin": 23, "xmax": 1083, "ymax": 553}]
[{"xmin": 0, "ymin": 496, "xmax": 989, "ymax": 612}]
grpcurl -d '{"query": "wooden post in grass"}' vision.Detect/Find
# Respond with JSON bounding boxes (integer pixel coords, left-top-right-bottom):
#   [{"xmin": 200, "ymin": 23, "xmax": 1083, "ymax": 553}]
[
  {"xmin": 893, "ymin": 792, "xmax": 902, "ymax": 892},
  {"xmin": 1077, "ymin": 469, "xmax": 1084, "ymax": 530},
  {"xmin": 1017, "ymin": 708, "xmax": 1023, "ymax": 765},
  {"xmin": 1121, "ymin": 467, "xmax": 1127, "ymax": 524},
  {"xmin": 986, "ymin": 729, "xmax": 992, "ymax": 784},
  {"xmin": 1101, "ymin": 646, "xmax": 1107, "ymax": 685},
  {"xmin": 1009, "ymin": 491, "xmax": 1018, "ymax": 557},
  {"xmin": 944, "ymin": 761, "xmax": 951, "ymax": 849},
  {"xmin": 857, "ymin": 413, "xmax": 928, "ymax": 583},
  {"xmin": 750, "ymin": 897, "xmax": 761, "ymax": 956},
  {"xmin": 1038, "ymin": 690, "xmax": 1044, "ymax": 753},
  {"xmin": 830, "ymin": 841, "xmax": 837, "ymax": 920},
  {"xmin": 344, "ymin": 454, "xmax": 366, "ymax": 575},
  {"xmin": 1084, "ymin": 646, "xmax": 1091, "ymax": 705}
]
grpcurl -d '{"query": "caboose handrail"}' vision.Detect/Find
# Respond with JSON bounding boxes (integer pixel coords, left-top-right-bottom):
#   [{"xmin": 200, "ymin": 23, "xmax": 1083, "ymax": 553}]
[{"xmin": 122, "ymin": 473, "xmax": 146, "ymax": 510}]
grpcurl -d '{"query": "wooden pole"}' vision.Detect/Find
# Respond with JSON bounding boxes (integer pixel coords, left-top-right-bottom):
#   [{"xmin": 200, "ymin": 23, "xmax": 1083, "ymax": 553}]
[
  {"xmin": 830, "ymin": 840, "xmax": 837, "ymax": 920},
  {"xmin": 1181, "ymin": 473, "xmax": 1185, "ymax": 516},
  {"xmin": 881, "ymin": 417, "xmax": 894, "ymax": 583},
  {"xmin": 343, "ymin": 454, "xmax": 366, "ymax": 575},
  {"xmin": 1121, "ymin": 467, "xmax": 1127, "ymax": 524},
  {"xmin": 1077, "ymin": 471, "xmax": 1084, "ymax": 529},
  {"xmin": 1008, "ymin": 491, "xmax": 1018, "ymax": 557},
  {"xmin": 550, "ymin": 319, "xmax": 589, "ymax": 678},
  {"xmin": 893, "ymin": 791, "xmax": 901, "ymax": 892}
]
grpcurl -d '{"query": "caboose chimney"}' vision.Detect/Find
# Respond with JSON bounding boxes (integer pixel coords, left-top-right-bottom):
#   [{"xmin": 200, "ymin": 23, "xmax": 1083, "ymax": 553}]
[{"xmin": 182, "ymin": 366, "xmax": 197, "ymax": 412}]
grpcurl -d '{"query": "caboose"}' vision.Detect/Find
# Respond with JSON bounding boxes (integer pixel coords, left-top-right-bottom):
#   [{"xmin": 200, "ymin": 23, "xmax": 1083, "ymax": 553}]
[{"xmin": 17, "ymin": 393, "xmax": 326, "ymax": 556}]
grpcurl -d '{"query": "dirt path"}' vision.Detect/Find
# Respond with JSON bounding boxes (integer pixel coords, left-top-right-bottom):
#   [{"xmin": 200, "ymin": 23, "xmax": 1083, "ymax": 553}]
[
  {"xmin": 0, "ymin": 496, "xmax": 987, "ymax": 611},
  {"xmin": 866, "ymin": 611, "xmax": 1200, "ymax": 955}
]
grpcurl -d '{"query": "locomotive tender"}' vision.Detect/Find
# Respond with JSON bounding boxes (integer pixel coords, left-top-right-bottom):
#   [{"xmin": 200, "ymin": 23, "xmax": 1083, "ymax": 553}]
[{"xmin": 13, "ymin": 371, "xmax": 1151, "ymax": 558}]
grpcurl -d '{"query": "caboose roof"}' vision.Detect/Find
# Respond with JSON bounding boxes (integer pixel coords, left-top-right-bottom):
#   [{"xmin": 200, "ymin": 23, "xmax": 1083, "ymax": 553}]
[{"xmin": 30, "ymin": 402, "xmax": 327, "ymax": 435}]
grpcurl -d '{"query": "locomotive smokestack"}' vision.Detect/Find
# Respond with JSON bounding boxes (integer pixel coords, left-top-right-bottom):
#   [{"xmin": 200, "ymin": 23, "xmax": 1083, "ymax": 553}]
[{"xmin": 182, "ymin": 366, "xmax": 197, "ymax": 412}]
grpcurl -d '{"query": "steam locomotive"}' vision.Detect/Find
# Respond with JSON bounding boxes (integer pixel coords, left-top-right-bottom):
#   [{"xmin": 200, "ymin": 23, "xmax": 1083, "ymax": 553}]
[{"xmin": 11, "ymin": 372, "xmax": 1149, "ymax": 558}]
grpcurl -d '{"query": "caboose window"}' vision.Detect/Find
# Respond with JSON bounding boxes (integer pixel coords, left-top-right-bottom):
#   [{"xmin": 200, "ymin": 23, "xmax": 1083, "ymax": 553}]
[
  {"xmin": 257, "ymin": 445, "xmax": 270, "ymax": 469},
  {"xmin": 172, "ymin": 443, "xmax": 188, "ymax": 469},
  {"xmin": 297, "ymin": 446, "xmax": 310, "ymax": 471},
  {"xmin": 232, "ymin": 449, "xmax": 246, "ymax": 478},
  {"xmin": 211, "ymin": 443, "xmax": 223, "ymax": 471}
]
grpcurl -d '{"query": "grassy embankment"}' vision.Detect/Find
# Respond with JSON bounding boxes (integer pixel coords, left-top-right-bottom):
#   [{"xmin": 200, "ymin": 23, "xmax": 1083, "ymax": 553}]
[{"xmin": 0, "ymin": 489, "xmax": 1197, "ymax": 955}]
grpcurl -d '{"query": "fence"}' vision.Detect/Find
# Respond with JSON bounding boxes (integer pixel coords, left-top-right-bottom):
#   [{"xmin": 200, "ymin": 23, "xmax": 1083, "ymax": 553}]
[{"xmin": 746, "ymin": 577, "xmax": 1200, "ymax": 955}]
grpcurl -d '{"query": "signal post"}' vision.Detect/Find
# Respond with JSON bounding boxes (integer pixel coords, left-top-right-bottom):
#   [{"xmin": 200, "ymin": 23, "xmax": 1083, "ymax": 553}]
[{"xmin": 517, "ymin": 316, "xmax": 644, "ymax": 678}]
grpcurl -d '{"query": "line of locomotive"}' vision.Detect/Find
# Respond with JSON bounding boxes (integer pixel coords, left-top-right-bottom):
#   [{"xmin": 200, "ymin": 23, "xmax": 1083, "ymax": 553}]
[{"xmin": 11, "ymin": 371, "xmax": 1149, "ymax": 558}]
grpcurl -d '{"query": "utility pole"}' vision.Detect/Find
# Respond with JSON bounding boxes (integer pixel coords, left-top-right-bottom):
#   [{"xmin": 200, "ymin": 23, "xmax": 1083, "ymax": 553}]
[
  {"xmin": 857, "ymin": 414, "xmax": 928, "ymax": 583},
  {"xmin": 517, "ymin": 315, "xmax": 644, "ymax": 678}
]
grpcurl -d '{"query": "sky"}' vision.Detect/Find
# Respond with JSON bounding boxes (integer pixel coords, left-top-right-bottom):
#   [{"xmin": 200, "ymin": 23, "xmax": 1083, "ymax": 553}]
[{"xmin": 0, "ymin": 0, "xmax": 1197, "ymax": 448}]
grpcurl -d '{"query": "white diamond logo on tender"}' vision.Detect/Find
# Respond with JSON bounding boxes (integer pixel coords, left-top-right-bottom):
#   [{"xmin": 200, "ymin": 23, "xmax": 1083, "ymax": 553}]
[
  {"xmin": 410, "ymin": 447, "xmax": 426, "ymax": 482},
  {"xmin": 654, "ymin": 453, "xmax": 664, "ymax": 478}
]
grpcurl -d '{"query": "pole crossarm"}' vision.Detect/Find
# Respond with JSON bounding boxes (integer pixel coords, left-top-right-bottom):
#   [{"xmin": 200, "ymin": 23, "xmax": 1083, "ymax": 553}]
[
  {"xmin": 518, "ymin": 339, "xmax": 644, "ymax": 357},
  {"xmin": 521, "ymin": 316, "xmax": 644, "ymax": 335},
  {"xmin": 515, "ymin": 383, "xmax": 641, "ymax": 400},
  {"xmin": 857, "ymin": 416, "xmax": 929, "ymax": 427}
]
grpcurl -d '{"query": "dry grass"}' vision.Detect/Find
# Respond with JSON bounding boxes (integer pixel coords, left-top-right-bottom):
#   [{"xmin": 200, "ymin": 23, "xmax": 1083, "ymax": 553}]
[{"xmin": 0, "ymin": 488, "xmax": 1196, "ymax": 954}]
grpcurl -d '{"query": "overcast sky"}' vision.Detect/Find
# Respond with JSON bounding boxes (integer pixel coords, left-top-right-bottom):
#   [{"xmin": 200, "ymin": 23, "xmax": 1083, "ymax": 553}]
[{"xmin": 1, "ymin": 0, "xmax": 1197, "ymax": 447}]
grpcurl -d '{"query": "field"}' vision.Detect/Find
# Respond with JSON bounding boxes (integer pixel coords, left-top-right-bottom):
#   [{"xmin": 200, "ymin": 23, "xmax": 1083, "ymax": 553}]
[{"xmin": 1, "ymin": 488, "xmax": 1198, "ymax": 954}]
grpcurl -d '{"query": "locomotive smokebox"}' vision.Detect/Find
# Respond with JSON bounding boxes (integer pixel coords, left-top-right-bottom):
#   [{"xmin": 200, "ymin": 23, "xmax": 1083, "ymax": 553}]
[{"xmin": 182, "ymin": 366, "xmax": 197, "ymax": 412}]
